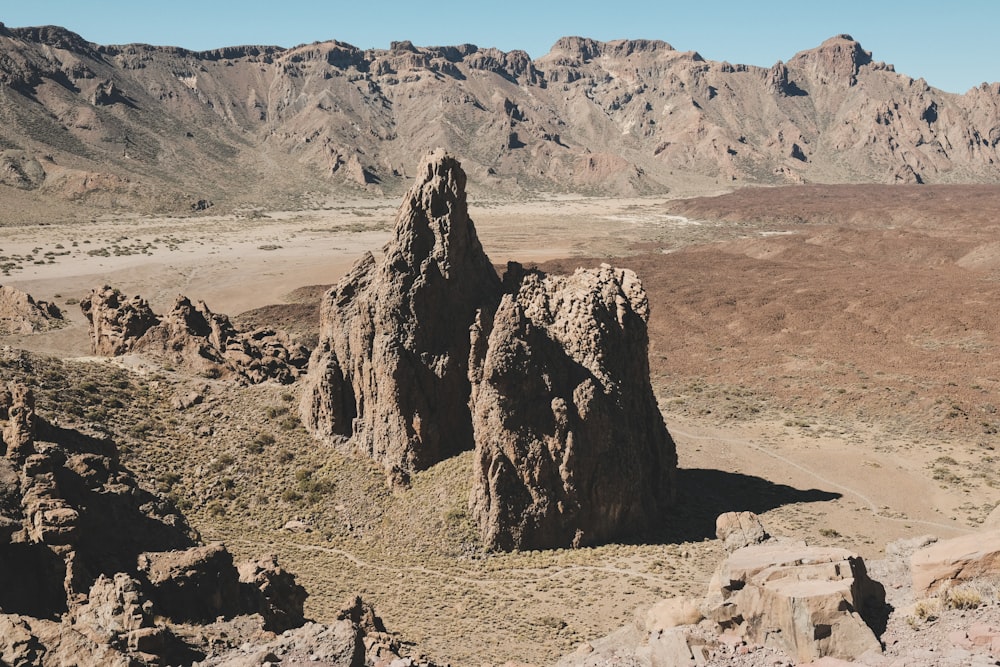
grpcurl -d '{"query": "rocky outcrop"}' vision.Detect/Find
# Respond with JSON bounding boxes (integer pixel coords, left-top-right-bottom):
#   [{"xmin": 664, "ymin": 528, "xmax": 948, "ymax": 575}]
[
  {"xmin": 716, "ymin": 510, "xmax": 770, "ymax": 553},
  {"xmin": 560, "ymin": 516, "xmax": 889, "ymax": 666},
  {"xmin": 705, "ymin": 542, "xmax": 886, "ymax": 662},
  {"xmin": 302, "ymin": 151, "xmax": 676, "ymax": 550},
  {"xmin": 79, "ymin": 286, "xmax": 158, "ymax": 356},
  {"xmin": 0, "ymin": 381, "xmax": 436, "ymax": 665},
  {"xmin": 0, "ymin": 286, "xmax": 63, "ymax": 335},
  {"xmin": 81, "ymin": 286, "xmax": 308, "ymax": 384},
  {"xmin": 911, "ymin": 529, "xmax": 1000, "ymax": 597},
  {"xmin": 468, "ymin": 263, "xmax": 676, "ymax": 550},
  {"xmin": 301, "ymin": 149, "xmax": 502, "ymax": 481}
]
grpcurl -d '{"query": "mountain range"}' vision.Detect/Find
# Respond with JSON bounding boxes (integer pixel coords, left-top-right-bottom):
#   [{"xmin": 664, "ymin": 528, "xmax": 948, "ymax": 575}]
[{"xmin": 1, "ymin": 24, "xmax": 999, "ymax": 220}]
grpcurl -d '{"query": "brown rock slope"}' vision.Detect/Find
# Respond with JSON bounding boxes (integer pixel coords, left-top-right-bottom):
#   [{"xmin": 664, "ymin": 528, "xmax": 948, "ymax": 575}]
[
  {"xmin": 1, "ymin": 26, "xmax": 1000, "ymax": 220},
  {"xmin": 81, "ymin": 286, "xmax": 309, "ymax": 384},
  {"xmin": 302, "ymin": 150, "xmax": 675, "ymax": 549}
]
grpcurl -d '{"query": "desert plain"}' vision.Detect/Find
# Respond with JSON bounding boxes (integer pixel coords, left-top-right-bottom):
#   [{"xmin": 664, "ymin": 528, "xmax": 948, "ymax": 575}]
[{"xmin": 1, "ymin": 182, "xmax": 997, "ymax": 664}]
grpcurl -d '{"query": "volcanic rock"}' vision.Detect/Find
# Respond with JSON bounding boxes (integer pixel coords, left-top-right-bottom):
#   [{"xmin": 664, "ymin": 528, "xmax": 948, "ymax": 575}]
[
  {"xmin": 0, "ymin": 286, "xmax": 63, "ymax": 335},
  {"xmin": 137, "ymin": 544, "xmax": 242, "ymax": 624},
  {"xmin": 0, "ymin": 381, "xmax": 328, "ymax": 665},
  {"xmin": 302, "ymin": 150, "xmax": 677, "ymax": 550},
  {"xmin": 716, "ymin": 510, "xmax": 770, "ymax": 553},
  {"xmin": 79, "ymin": 285, "xmax": 158, "ymax": 356},
  {"xmin": 301, "ymin": 149, "xmax": 502, "ymax": 480},
  {"xmin": 468, "ymin": 262, "xmax": 676, "ymax": 550},
  {"xmin": 81, "ymin": 286, "xmax": 308, "ymax": 384},
  {"xmin": 237, "ymin": 554, "xmax": 308, "ymax": 633}
]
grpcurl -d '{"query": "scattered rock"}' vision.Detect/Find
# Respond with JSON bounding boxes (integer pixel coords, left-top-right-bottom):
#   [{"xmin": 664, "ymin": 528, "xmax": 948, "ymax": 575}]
[{"xmin": 81, "ymin": 286, "xmax": 308, "ymax": 384}]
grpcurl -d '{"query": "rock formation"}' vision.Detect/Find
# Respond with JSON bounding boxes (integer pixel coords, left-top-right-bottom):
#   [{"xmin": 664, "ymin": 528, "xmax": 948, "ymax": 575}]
[
  {"xmin": 911, "ymin": 529, "xmax": 1000, "ymax": 597},
  {"xmin": 0, "ymin": 285, "xmax": 63, "ymax": 335},
  {"xmin": 302, "ymin": 149, "xmax": 502, "ymax": 481},
  {"xmin": 0, "ymin": 381, "xmax": 437, "ymax": 666},
  {"xmin": 705, "ymin": 542, "xmax": 886, "ymax": 662},
  {"xmin": 81, "ymin": 286, "xmax": 308, "ymax": 384},
  {"xmin": 559, "ymin": 515, "xmax": 889, "ymax": 667},
  {"xmin": 303, "ymin": 150, "xmax": 676, "ymax": 550},
  {"xmin": 468, "ymin": 263, "xmax": 676, "ymax": 550}
]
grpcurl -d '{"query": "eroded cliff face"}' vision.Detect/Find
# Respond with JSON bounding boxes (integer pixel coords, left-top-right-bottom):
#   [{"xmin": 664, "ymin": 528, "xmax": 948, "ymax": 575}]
[
  {"xmin": 302, "ymin": 150, "xmax": 676, "ymax": 549},
  {"xmin": 468, "ymin": 263, "xmax": 677, "ymax": 550},
  {"xmin": 0, "ymin": 26, "xmax": 998, "ymax": 222},
  {"xmin": 301, "ymin": 149, "xmax": 502, "ymax": 482}
]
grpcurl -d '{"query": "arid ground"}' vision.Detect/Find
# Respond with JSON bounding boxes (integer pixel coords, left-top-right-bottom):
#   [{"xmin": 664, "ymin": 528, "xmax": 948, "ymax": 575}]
[{"xmin": 2, "ymin": 184, "xmax": 998, "ymax": 664}]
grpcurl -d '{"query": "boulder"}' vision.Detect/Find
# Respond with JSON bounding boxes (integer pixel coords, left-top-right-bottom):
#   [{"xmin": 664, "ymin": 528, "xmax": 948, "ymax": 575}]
[
  {"xmin": 301, "ymin": 149, "xmax": 502, "ymax": 480},
  {"xmin": 468, "ymin": 263, "xmax": 676, "ymax": 550},
  {"xmin": 638, "ymin": 597, "xmax": 704, "ymax": 633},
  {"xmin": 137, "ymin": 544, "xmax": 241, "ymax": 623},
  {"xmin": 705, "ymin": 543, "xmax": 886, "ymax": 663},
  {"xmin": 911, "ymin": 529, "xmax": 1000, "ymax": 597},
  {"xmin": 716, "ymin": 511, "xmax": 770, "ymax": 553},
  {"xmin": 237, "ymin": 554, "xmax": 308, "ymax": 632}
]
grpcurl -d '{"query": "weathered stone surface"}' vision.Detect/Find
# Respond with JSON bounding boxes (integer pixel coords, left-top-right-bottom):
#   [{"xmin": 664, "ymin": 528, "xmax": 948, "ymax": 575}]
[
  {"xmin": 1, "ymin": 383, "xmax": 36, "ymax": 462},
  {"xmin": 0, "ymin": 285, "xmax": 63, "ymax": 335},
  {"xmin": 81, "ymin": 286, "xmax": 308, "ymax": 384},
  {"xmin": 468, "ymin": 263, "xmax": 676, "ymax": 550},
  {"xmin": 302, "ymin": 151, "xmax": 676, "ymax": 549},
  {"xmin": 301, "ymin": 149, "xmax": 502, "ymax": 479},
  {"xmin": 0, "ymin": 384, "xmax": 428, "ymax": 666},
  {"xmin": 638, "ymin": 597, "xmax": 704, "ymax": 633},
  {"xmin": 911, "ymin": 529, "xmax": 1000, "ymax": 597},
  {"xmin": 706, "ymin": 543, "xmax": 886, "ymax": 663},
  {"xmin": 80, "ymin": 285, "xmax": 158, "ymax": 356},
  {"xmin": 716, "ymin": 511, "xmax": 770, "ymax": 553},
  {"xmin": 72, "ymin": 573, "xmax": 150, "ymax": 644},
  {"xmin": 237, "ymin": 554, "xmax": 308, "ymax": 632},
  {"xmin": 137, "ymin": 544, "xmax": 241, "ymax": 623}
]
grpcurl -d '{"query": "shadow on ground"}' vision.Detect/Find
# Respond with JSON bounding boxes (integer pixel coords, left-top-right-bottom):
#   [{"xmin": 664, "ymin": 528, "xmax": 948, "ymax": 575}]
[{"xmin": 655, "ymin": 467, "xmax": 841, "ymax": 543}]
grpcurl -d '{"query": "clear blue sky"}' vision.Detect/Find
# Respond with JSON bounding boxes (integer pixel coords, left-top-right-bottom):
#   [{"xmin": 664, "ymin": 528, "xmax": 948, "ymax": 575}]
[{"xmin": 3, "ymin": 1, "xmax": 997, "ymax": 94}]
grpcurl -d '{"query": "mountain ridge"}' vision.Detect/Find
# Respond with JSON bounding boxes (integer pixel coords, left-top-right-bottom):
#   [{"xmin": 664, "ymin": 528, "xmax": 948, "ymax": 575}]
[{"xmin": 1, "ymin": 24, "xmax": 998, "ymax": 221}]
